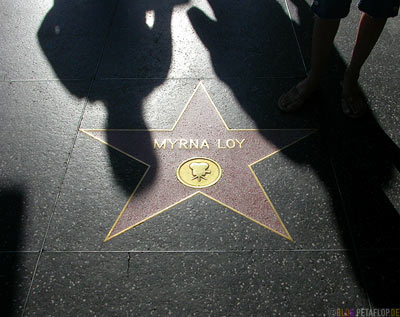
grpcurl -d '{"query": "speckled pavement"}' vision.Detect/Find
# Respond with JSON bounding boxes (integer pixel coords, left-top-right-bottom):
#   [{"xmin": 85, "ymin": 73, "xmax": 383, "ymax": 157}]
[{"xmin": 1, "ymin": 0, "xmax": 399, "ymax": 316}]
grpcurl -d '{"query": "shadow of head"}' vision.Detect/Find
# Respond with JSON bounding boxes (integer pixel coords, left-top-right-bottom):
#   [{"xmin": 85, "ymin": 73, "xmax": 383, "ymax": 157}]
[
  {"xmin": 36, "ymin": 0, "xmax": 188, "ymax": 196},
  {"xmin": 37, "ymin": 0, "xmax": 188, "ymax": 101}
]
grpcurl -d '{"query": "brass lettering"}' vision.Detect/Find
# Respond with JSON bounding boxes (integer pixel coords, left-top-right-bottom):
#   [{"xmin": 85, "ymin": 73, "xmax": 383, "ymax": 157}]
[
  {"xmin": 155, "ymin": 138, "xmax": 244, "ymax": 150},
  {"xmin": 226, "ymin": 139, "xmax": 235, "ymax": 149},
  {"xmin": 168, "ymin": 139, "xmax": 178, "ymax": 149},
  {"xmin": 236, "ymin": 138, "xmax": 245, "ymax": 148},
  {"xmin": 154, "ymin": 139, "xmax": 166, "ymax": 149},
  {"xmin": 200, "ymin": 139, "xmax": 209, "ymax": 149},
  {"xmin": 189, "ymin": 139, "xmax": 199, "ymax": 149},
  {"xmin": 217, "ymin": 139, "xmax": 225, "ymax": 149},
  {"xmin": 179, "ymin": 139, "xmax": 188, "ymax": 149}
]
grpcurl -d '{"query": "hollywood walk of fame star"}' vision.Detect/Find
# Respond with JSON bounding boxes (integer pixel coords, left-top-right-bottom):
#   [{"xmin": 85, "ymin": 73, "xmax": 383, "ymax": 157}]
[{"xmin": 81, "ymin": 83, "xmax": 315, "ymax": 241}]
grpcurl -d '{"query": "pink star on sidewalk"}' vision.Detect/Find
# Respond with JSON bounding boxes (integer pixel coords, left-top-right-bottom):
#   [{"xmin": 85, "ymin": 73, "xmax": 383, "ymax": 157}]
[{"xmin": 81, "ymin": 83, "xmax": 315, "ymax": 241}]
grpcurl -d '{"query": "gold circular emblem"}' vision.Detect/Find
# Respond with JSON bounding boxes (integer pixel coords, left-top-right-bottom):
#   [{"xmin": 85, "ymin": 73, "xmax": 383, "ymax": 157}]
[{"xmin": 177, "ymin": 157, "xmax": 222, "ymax": 188}]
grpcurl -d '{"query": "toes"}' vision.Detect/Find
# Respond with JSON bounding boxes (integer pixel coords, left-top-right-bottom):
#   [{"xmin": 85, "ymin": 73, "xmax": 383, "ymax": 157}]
[
  {"xmin": 342, "ymin": 95, "xmax": 367, "ymax": 118},
  {"xmin": 342, "ymin": 99, "xmax": 351, "ymax": 115},
  {"xmin": 278, "ymin": 95, "xmax": 290, "ymax": 111}
]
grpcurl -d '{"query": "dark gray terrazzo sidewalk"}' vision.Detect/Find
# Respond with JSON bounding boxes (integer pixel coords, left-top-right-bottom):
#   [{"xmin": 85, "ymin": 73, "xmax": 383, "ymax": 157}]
[{"xmin": 0, "ymin": 0, "xmax": 399, "ymax": 316}]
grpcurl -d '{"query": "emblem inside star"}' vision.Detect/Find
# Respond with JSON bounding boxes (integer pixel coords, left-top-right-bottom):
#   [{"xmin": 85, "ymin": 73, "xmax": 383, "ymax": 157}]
[{"xmin": 81, "ymin": 83, "xmax": 315, "ymax": 241}]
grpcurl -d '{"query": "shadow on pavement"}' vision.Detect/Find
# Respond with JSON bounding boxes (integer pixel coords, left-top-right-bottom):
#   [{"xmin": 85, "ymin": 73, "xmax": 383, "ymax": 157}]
[
  {"xmin": 0, "ymin": 186, "xmax": 25, "ymax": 315},
  {"xmin": 188, "ymin": 0, "xmax": 400, "ymax": 307},
  {"xmin": 37, "ymin": 0, "xmax": 187, "ymax": 196},
  {"xmin": 36, "ymin": 0, "xmax": 400, "ymax": 308}
]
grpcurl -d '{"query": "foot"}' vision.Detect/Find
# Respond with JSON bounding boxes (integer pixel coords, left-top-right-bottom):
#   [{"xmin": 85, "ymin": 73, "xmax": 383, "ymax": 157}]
[
  {"xmin": 341, "ymin": 69, "xmax": 368, "ymax": 118},
  {"xmin": 278, "ymin": 77, "xmax": 319, "ymax": 112}
]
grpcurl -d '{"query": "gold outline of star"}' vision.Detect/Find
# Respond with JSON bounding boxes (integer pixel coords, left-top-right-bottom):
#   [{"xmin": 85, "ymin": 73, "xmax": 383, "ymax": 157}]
[{"xmin": 81, "ymin": 82, "xmax": 316, "ymax": 242}]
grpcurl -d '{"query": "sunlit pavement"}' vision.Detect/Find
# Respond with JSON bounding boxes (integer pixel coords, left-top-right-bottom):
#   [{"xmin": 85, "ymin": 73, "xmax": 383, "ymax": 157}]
[{"xmin": 1, "ymin": 0, "xmax": 399, "ymax": 315}]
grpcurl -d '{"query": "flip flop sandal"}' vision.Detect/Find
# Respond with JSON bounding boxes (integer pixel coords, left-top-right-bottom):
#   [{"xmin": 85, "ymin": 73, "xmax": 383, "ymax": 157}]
[
  {"xmin": 278, "ymin": 85, "xmax": 307, "ymax": 112},
  {"xmin": 341, "ymin": 94, "xmax": 368, "ymax": 119},
  {"xmin": 340, "ymin": 81, "xmax": 368, "ymax": 118}
]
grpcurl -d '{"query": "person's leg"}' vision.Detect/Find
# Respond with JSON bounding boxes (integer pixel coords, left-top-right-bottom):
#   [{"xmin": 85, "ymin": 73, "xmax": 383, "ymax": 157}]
[
  {"xmin": 279, "ymin": 17, "xmax": 340, "ymax": 111},
  {"xmin": 300, "ymin": 17, "xmax": 340, "ymax": 92},
  {"xmin": 342, "ymin": 13, "xmax": 387, "ymax": 116},
  {"xmin": 279, "ymin": 0, "xmax": 352, "ymax": 111}
]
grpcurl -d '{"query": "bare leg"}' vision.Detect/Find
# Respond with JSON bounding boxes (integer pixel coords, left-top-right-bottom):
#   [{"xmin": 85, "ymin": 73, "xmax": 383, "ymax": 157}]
[
  {"xmin": 279, "ymin": 17, "xmax": 340, "ymax": 111},
  {"xmin": 306, "ymin": 17, "xmax": 340, "ymax": 88},
  {"xmin": 342, "ymin": 13, "xmax": 387, "ymax": 114}
]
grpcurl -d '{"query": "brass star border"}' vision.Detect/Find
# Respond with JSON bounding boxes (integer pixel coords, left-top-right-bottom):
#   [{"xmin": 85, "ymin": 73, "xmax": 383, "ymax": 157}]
[{"xmin": 80, "ymin": 82, "xmax": 316, "ymax": 242}]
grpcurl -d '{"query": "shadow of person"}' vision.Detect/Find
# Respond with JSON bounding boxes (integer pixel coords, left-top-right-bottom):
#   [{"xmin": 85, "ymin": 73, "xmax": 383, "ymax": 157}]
[
  {"xmin": 37, "ymin": 0, "xmax": 187, "ymax": 196},
  {"xmin": 0, "ymin": 186, "xmax": 25, "ymax": 315},
  {"xmin": 188, "ymin": 0, "xmax": 400, "ymax": 308},
  {"xmin": 321, "ymin": 81, "xmax": 400, "ymax": 308}
]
